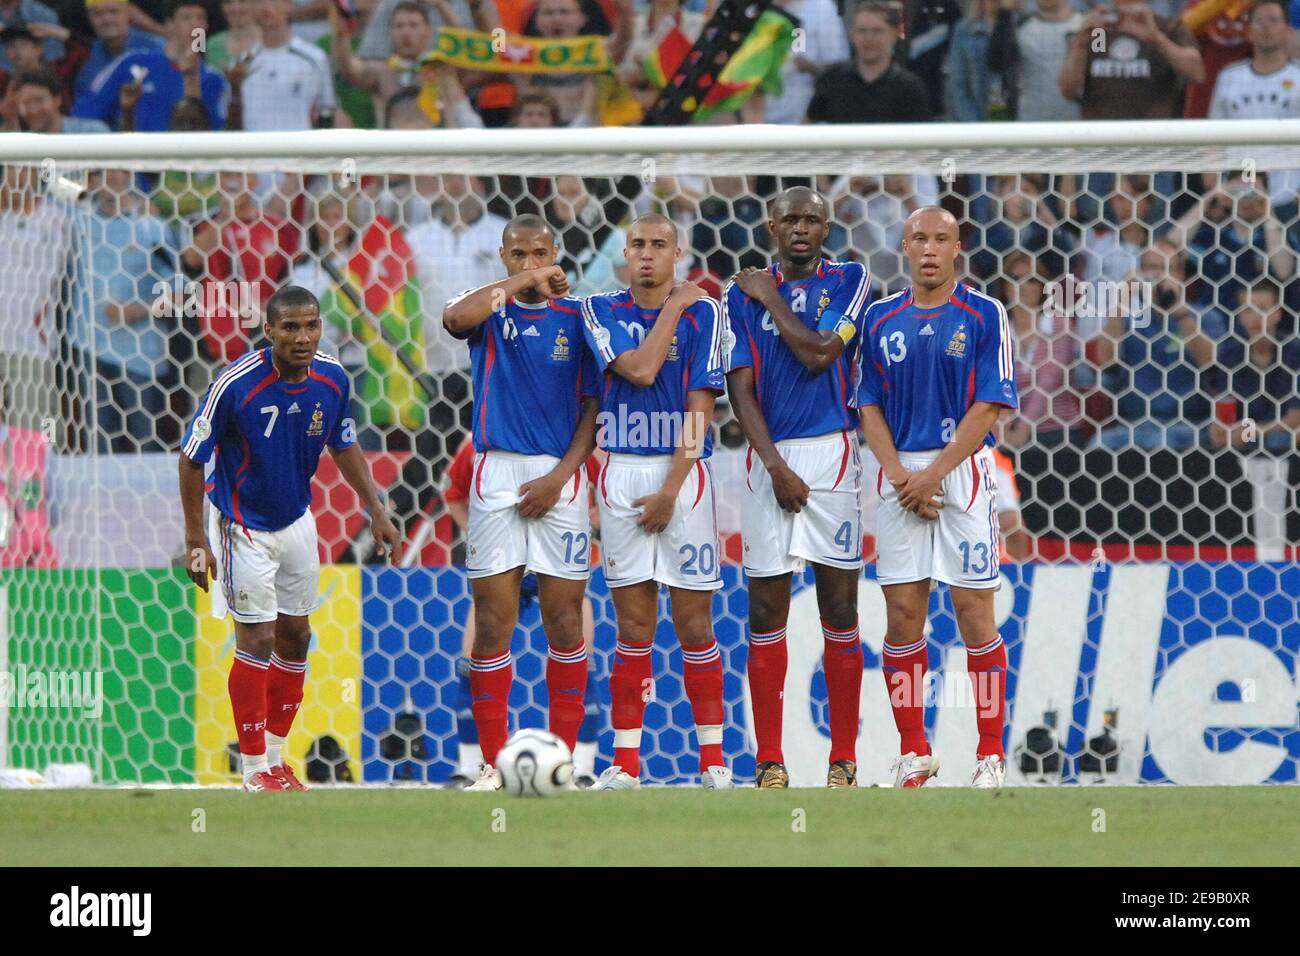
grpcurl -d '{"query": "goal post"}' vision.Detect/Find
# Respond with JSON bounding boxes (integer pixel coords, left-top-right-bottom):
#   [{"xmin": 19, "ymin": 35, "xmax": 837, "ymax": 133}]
[{"xmin": 1, "ymin": 121, "xmax": 1297, "ymax": 788}]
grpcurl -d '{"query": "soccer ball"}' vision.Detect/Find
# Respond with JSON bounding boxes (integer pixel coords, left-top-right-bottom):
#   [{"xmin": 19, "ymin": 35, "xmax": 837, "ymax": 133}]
[{"xmin": 496, "ymin": 729, "xmax": 574, "ymax": 797}]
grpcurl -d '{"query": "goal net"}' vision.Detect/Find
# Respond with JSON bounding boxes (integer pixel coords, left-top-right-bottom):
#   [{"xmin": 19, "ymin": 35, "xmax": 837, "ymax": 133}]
[{"xmin": 0, "ymin": 122, "xmax": 1296, "ymax": 788}]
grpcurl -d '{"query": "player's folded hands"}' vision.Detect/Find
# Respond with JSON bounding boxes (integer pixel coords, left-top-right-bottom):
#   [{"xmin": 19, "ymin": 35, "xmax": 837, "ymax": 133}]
[
  {"xmin": 896, "ymin": 469, "xmax": 944, "ymax": 522},
  {"xmin": 632, "ymin": 490, "xmax": 676, "ymax": 534}
]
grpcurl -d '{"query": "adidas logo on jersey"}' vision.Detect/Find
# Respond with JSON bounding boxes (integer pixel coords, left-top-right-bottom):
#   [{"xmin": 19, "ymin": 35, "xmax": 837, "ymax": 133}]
[
  {"xmin": 287, "ymin": 402, "xmax": 301, "ymax": 414},
  {"xmin": 522, "ymin": 325, "xmax": 541, "ymax": 337},
  {"xmin": 920, "ymin": 324, "xmax": 935, "ymax": 336}
]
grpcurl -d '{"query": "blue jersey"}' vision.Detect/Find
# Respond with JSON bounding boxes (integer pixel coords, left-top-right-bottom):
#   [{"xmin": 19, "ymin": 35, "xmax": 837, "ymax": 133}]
[
  {"xmin": 723, "ymin": 258, "xmax": 872, "ymax": 441},
  {"xmin": 72, "ymin": 51, "xmax": 228, "ymax": 132},
  {"xmin": 581, "ymin": 290, "xmax": 725, "ymax": 457},
  {"xmin": 182, "ymin": 349, "xmax": 355, "ymax": 532},
  {"xmin": 857, "ymin": 283, "xmax": 1018, "ymax": 451},
  {"xmin": 450, "ymin": 293, "xmax": 601, "ymax": 458}
]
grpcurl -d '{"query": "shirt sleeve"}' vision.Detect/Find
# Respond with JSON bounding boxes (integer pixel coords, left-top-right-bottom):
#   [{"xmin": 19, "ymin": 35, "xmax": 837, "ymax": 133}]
[
  {"xmin": 816, "ymin": 261, "xmax": 873, "ymax": 346},
  {"xmin": 181, "ymin": 367, "xmax": 237, "ymax": 463},
  {"xmin": 973, "ymin": 297, "xmax": 1019, "ymax": 408},
  {"xmin": 722, "ymin": 279, "xmax": 752, "ymax": 373},
  {"xmin": 203, "ymin": 68, "xmax": 230, "ymax": 129},
  {"xmin": 579, "ymin": 335, "xmax": 602, "ymax": 398},
  {"xmin": 580, "ymin": 295, "xmax": 637, "ymax": 372},
  {"xmin": 326, "ymin": 373, "xmax": 358, "ymax": 450},
  {"xmin": 443, "ymin": 287, "xmax": 486, "ymax": 344},
  {"xmin": 71, "ymin": 58, "xmax": 127, "ymax": 125},
  {"xmin": 856, "ymin": 314, "xmax": 885, "ymax": 408},
  {"xmin": 687, "ymin": 298, "xmax": 726, "ymax": 392}
]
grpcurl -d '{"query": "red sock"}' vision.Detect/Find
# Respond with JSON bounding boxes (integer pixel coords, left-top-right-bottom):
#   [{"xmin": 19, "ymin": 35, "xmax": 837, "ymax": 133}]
[
  {"xmin": 822, "ymin": 620, "xmax": 863, "ymax": 764},
  {"xmin": 882, "ymin": 637, "xmax": 930, "ymax": 756},
  {"xmin": 546, "ymin": 643, "xmax": 588, "ymax": 752},
  {"xmin": 470, "ymin": 651, "xmax": 512, "ymax": 766},
  {"xmin": 610, "ymin": 638, "xmax": 653, "ymax": 777},
  {"xmin": 747, "ymin": 625, "xmax": 787, "ymax": 765},
  {"xmin": 265, "ymin": 651, "xmax": 308, "ymax": 740},
  {"xmin": 682, "ymin": 640, "xmax": 725, "ymax": 773},
  {"xmin": 966, "ymin": 636, "xmax": 1007, "ymax": 758},
  {"xmin": 229, "ymin": 649, "xmax": 270, "ymax": 758}
]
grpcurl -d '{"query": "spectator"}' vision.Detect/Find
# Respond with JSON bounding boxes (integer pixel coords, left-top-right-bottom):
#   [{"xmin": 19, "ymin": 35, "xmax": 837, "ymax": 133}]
[
  {"xmin": 0, "ymin": 0, "xmax": 64, "ymax": 75},
  {"xmin": 229, "ymin": 0, "xmax": 335, "ymax": 131},
  {"xmin": 356, "ymin": 0, "xmax": 471, "ymax": 58},
  {"xmin": 406, "ymin": 173, "xmax": 507, "ymax": 378},
  {"xmin": 0, "ymin": 163, "xmax": 74, "ymax": 439},
  {"xmin": 288, "ymin": 190, "xmax": 429, "ymax": 443},
  {"xmin": 285, "ymin": 0, "xmax": 377, "ymax": 45},
  {"xmin": 988, "ymin": 0, "xmax": 1082, "ymax": 122},
  {"xmin": 1091, "ymin": 244, "xmax": 1222, "ymax": 451},
  {"xmin": 761, "ymin": 0, "xmax": 847, "ymax": 124},
  {"xmin": 72, "ymin": 0, "xmax": 228, "ymax": 131},
  {"xmin": 687, "ymin": 174, "xmax": 766, "ymax": 283},
  {"xmin": 1058, "ymin": 0, "xmax": 1204, "ymax": 119},
  {"xmin": 77, "ymin": 168, "xmax": 180, "ymax": 453},
  {"xmin": 999, "ymin": 250, "xmax": 1090, "ymax": 448},
  {"xmin": 903, "ymin": 0, "xmax": 960, "ymax": 113},
  {"xmin": 1168, "ymin": 172, "xmax": 1295, "ymax": 314},
  {"xmin": 1209, "ymin": 279, "xmax": 1300, "ymax": 454},
  {"xmin": 828, "ymin": 172, "xmax": 937, "ymax": 290},
  {"xmin": 204, "ymin": 0, "xmax": 260, "ymax": 72},
  {"xmin": 75, "ymin": 0, "xmax": 163, "ymax": 101},
  {"xmin": 1181, "ymin": 0, "xmax": 1250, "ymax": 118},
  {"xmin": 2, "ymin": 21, "xmax": 46, "ymax": 78},
  {"xmin": 620, "ymin": 0, "xmax": 704, "ymax": 109},
  {"xmin": 546, "ymin": 174, "xmax": 629, "ymax": 295},
  {"xmin": 382, "ymin": 82, "xmax": 433, "ymax": 127},
  {"xmin": 330, "ymin": 0, "xmax": 436, "ymax": 125},
  {"xmin": 975, "ymin": 173, "xmax": 1074, "ymax": 284},
  {"xmin": 179, "ymin": 170, "xmax": 298, "ymax": 366},
  {"xmin": 806, "ymin": 1, "xmax": 934, "ymax": 123},
  {"xmin": 150, "ymin": 96, "xmax": 221, "ymax": 222},
  {"xmin": 947, "ymin": 0, "xmax": 1000, "ymax": 122},
  {"xmin": 13, "ymin": 67, "xmax": 110, "ymax": 131},
  {"xmin": 1207, "ymin": 0, "xmax": 1300, "ymax": 208},
  {"xmin": 1079, "ymin": 174, "xmax": 1165, "ymax": 286},
  {"xmin": 519, "ymin": 0, "xmax": 634, "ymax": 125}
]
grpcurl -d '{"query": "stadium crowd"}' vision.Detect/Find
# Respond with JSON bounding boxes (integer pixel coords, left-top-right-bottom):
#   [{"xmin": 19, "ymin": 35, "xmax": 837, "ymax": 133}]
[{"xmin": 1, "ymin": 0, "xmax": 1300, "ymax": 558}]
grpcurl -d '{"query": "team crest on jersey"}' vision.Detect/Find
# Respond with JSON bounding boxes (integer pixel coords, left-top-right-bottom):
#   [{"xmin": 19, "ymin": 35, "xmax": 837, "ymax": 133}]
[
  {"xmin": 307, "ymin": 403, "xmax": 325, "ymax": 437},
  {"xmin": 946, "ymin": 326, "xmax": 968, "ymax": 358},
  {"xmin": 552, "ymin": 330, "xmax": 571, "ymax": 361},
  {"xmin": 667, "ymin": 334, "xmax": 679, "ymax": 362},
  {"xmin": 815, "ymin": 287, "xmax": 831, "ymax": 321}
]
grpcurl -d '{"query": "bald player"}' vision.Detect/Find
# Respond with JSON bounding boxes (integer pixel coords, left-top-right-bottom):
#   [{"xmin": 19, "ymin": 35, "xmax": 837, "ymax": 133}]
[
  {"xmin": 858, "ymin": 206, "xmax": 1018, "ymax": 789},
  {"xmin": 442, "ymin": 214, "xmax": 601, "ymax": 792},
  {"xmin": 723, "ymin": 187, "xmax": 873, "ymax": 789},
  {"xmin": 579, "ymin": 214, "xmax": 730, "ymax": 790}
]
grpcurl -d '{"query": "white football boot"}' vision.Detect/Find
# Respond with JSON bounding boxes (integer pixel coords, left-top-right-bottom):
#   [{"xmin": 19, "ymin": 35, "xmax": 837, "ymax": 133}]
[
  {"xmin": 464, "ymin": 763, "xmax": 503, "ymax": 792},
  {"xmin": 702, "ymin": 766, "xmax": 734, "ymax": 790},
  {"xmin": 890, "ymin": 751, "xmax": 940, "ymax": 788},
  {"xmin": 970, "ymin": 754, "xmax": 1006, "ymax": 789},
  {"xmin": 591, "ymin": 766, "xmax": 640, "ymax": 791}
]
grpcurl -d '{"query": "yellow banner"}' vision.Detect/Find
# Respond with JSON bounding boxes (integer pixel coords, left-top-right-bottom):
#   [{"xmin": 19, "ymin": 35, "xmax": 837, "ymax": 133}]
[
  {"xmin": 194, "ymin": 565, "xmax": 362, "ymax": 785},
  {"xmin": 424, "ymin": 29, "xmax": 610, "ymax": 75}
]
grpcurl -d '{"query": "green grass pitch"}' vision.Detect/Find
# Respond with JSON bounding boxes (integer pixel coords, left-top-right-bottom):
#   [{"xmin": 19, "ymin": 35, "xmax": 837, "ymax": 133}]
[{"xmin": 1, "ymin": 786, "xmax": 1296, "ymax": 866}]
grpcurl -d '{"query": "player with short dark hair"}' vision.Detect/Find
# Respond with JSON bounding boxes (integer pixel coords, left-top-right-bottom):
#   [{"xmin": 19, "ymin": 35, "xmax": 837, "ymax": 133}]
[
  {"xmin": 858, "ymin": 206, "xmax": 1018, "ymax": 789},
  {"xmin": 580, "ymin": 214, "xmax": 731, "ymax": 790},
  {"xmin": 724, "ymin": 186, "xmax": 872, "ymax": 789},
  {"xmin": 440, "ymin": 215, "xmax": 602, "ymax": 792},
  {"xmin": 179, "ymin": 285, "xmax": 401, "ymax": 792}
]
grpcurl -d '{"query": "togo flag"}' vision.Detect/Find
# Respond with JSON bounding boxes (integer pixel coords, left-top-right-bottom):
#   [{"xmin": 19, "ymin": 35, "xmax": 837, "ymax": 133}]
[{"xmin": 693, "ymin": 9, "xmax": 796, "ymax": 122}]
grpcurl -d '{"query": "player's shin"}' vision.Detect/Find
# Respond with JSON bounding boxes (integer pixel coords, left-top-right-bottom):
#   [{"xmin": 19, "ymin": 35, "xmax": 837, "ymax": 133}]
[
  {"xmin": 609, "ymin": 638, "xmax": 653, "ymax": 776},
  {"xmin": 882, "ymin": 637, "xmax": 931, "ymax": 756},
  {"xmin": 966, "ymin": 635, "xmax": 1007, "ymax": 759},
  {"xmin": 822, "ymin": 620, "xmax": 864, "ymax": 764},
  {"xmin": 682, "ymin": 640, "xmax": 725, "ymax": 773},
  {"xmin": 546, "ymin": 642, "xmax": 588, "ymax": 751},
  {"xmin": 469, "ymin": 651, "xmax": 514, "ymax": 766},
  {"xmin": 747, "ymin": 625, "xmax": 788, "ymax": 765},
  {"xmin": 265, "ymin": 651, "xmax": 308, "ymax": 766},
  {"xmin": 229, "ymin": 648, "xmax": 272, "ymax": 780}
]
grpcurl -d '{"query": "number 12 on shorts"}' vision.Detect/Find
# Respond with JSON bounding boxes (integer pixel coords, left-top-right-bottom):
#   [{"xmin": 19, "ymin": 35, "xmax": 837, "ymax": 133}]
[{"xmin": 561, "ymin": 532, "xmax": 588, "ymax": 566}]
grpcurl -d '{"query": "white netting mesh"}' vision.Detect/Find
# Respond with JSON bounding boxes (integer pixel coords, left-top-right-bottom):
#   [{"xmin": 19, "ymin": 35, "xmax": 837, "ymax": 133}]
[{"xmin": 0, "ymin": 126, "xmax": 1296, "ymax": 787}]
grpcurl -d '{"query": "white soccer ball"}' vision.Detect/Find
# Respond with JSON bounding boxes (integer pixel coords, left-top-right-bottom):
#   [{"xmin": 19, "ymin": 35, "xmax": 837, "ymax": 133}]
[{"xmin": 496, "ymin": 729, "xmax": 574, "ymax": 798}]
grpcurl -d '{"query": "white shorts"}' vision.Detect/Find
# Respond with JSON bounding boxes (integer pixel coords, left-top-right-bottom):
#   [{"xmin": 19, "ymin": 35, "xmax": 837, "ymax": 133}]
[
  {"xmin": 742, "ymin": 430, "xmax": 863, "ymax": 577},
  {"xmin": 208, "ymin": 507, "xmax": 322, "ymax": 623},
  {"xmin": 467, "ymin": 450, "xmax": 591, "ymax": 581},
  {"xmin": 874, "ymin": 446, "xmax": 1002, "ymax": 590},
  {"xmin": 596, "ymin": 453, "xmax": 722, "ymax": 591}
]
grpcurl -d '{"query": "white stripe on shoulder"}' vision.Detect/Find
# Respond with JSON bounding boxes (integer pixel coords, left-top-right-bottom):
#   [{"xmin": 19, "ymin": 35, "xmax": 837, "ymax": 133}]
[
  {"xmin": 187, "ymin": 352, "xmax": 264, "ymax": 453},
  {"xmin": 313, "ymin": 351, "xmax": 343, "ymax": 367},
  {"xmin": 966, "ymin": 288, "xmax": 1014, "ymax": 380},
  {"xmin": 580, "ymin": 295, "xmax": 617, "ymax": 363}
]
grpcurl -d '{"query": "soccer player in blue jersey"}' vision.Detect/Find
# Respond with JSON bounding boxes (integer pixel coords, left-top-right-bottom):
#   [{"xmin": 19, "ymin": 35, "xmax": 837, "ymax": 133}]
[
  {"xmin": 179, "ymin": 286, "xmax": 401, "ymax": 792},
  {"xmin": 580, "ymin": 213, "xmax": 731, "ymax": 790},
  {"xmin": 441, "ymin": 214, "xmax": 602, "ymax": 792},
  {"xmin": 723, "ymin": 187, "xmax": 873, "ymax": 789},
  {"xmin": 858, "ymin": 206, "xmax": 1018, "ymax": 789}
]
